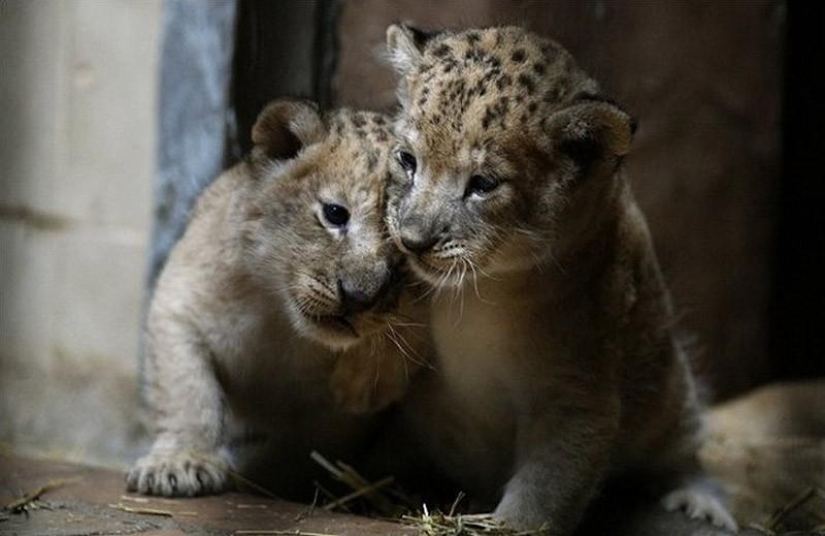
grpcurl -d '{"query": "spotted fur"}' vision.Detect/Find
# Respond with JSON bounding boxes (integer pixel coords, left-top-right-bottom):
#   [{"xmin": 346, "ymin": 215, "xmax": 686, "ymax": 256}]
[{"xmin": 382, "ymin": 25, "xmax": 736, "ymax": 534}]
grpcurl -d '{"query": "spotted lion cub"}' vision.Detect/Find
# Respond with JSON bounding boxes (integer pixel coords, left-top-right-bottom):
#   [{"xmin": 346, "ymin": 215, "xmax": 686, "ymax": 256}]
[
  {"xmin": 383, "ymin": 25, "xmax": 736, "ymax": 533},
  {"xmin": 126, "ymin": 100, "xmax": 427, "ymax": 499}
]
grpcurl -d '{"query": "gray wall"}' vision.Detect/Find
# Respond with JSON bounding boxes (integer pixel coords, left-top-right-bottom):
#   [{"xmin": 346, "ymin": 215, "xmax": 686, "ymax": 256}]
[{"xmin": 0, "ymin": 0, "xmax": 162, "ymax": 466}]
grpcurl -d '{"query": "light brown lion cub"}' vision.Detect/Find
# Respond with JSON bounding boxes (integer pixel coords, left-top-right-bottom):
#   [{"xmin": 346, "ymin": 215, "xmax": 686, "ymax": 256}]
[
  {"xmin": 126, "ymin": 100, "xmax": 427, "ymax": 499},
  {"xmin": 383, "ymin": 25, "xmax": 737, "ymax": 533}
]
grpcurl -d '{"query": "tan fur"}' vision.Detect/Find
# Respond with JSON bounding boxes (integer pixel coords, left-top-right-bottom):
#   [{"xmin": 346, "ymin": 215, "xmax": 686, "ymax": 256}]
[
  {"xmin": 126, "ymin": 101, "xmax": 429, "ymax": 498},
  {"xmin": 383, "ymin": 25, "xmax": 736, "ymax": 533}
]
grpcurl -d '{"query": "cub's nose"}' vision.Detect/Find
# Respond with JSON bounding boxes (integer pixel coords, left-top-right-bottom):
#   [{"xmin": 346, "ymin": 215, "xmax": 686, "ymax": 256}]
[
  {"xmin": 338, "ymin": 272, "xmax": 391, "ymax": 315},
  {"xmin": 400, "ymin": 232, "xmax": 438, "ymax": 254},
  {"xmin": 398, "ymin": 217, "xmax": 438, "ymax": 253}
]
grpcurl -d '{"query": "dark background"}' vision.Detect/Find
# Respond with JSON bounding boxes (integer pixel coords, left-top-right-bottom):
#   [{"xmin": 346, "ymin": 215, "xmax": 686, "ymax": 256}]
[{"xmin": 771, "ymin": 1, "xmax": 825, "ymax": 385}]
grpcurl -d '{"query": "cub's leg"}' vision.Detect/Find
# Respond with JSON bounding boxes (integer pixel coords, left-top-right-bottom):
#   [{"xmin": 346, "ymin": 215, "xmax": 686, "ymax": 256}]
[
  {"xmin": 126, "ymin": 319, "xmax": 231, "ymax": 496},
  {"xmin": 494, "ymin": 393, "xmax": 619, "ymax": 534},
  {"xmin": 648, "ymin": 382, "xmax": 738, "ymax": 531}
]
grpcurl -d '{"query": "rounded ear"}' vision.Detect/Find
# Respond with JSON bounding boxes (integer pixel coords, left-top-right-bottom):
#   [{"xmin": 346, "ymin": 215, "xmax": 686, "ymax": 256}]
[
  {"xmin": 251, "ymin": 99, "xmax": 325, "ymax": 161},
  {"xmin": 544, "ymin": 98, "xmax": 635, "ymax": 165},
  {"xmin": 386, "ymin": 22, "xmax": 436, "ymax": 74}
]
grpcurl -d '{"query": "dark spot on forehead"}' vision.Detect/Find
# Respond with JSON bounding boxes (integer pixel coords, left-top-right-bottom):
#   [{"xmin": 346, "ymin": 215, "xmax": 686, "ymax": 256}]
[
  {"xmin": 480, "ymin": 96, "xmax": 511, "ymax": 131},
  {"xmin": 518, "ymin": 73, "xmax": 536, "ymax": 94},
  {"xmin": 375, "ymin": 130, "xmax": 389, "ymax": 142},
  {"xmin": 495, "ymin": 73, "xmax": 512, "ymax": 91},
  {"xmin": 533, "ymin": 62, "xmax": 547, "ymax": 75},
  {"xmin": 352, "ymin": 115, "xmax": 366, "ymax": 127},
  {"xmin": 511, "ymin": 49, "xmax": 526, "ymax": 63},
  {"xmin": 433, "ymin": 43, "xmax": 451, "ymax": 57},
  {"xmin": 465, "ymin": 31, "xmax": 481, "ymax": 44},
  {"xmin": 465, "ymin": 49, "xmax": 483, "ymax": 62},
  {"xmin": 480, "ymin": 70, "xmax": 496, "ymax": 85},
  {"xmin": 528, "ymin": 102, "xmax": 538, "ymax": 113}
]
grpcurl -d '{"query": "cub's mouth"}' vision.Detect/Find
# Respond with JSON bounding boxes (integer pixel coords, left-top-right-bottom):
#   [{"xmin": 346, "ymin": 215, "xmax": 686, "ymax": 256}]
[
  {"xmin": 289, "ymin": 268, "xmax": 404, "ymax": 348},
  {"xmin": 390, "ymin": 228, "xmax": 466, "ymax": 289},
  {"xmin": 302, "ymin": 312, "xmax": 359, "ymax": 340},
  {"xmin": 405, "ymin": 254, "xmax": 467, "ymax": 289}
]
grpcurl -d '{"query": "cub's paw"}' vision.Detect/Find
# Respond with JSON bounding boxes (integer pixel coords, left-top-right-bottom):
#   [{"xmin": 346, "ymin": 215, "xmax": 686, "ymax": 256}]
[
  {"xmin": 661, "ymin": 488, "xmax": 738, "ymax": 532},
  {"xmin": 126, "ymin": 450, "xmax": 231, "ymax": 497},
  {"xmin": 493, "ymin": 494, "xmax": 555, "ymax": 533}
]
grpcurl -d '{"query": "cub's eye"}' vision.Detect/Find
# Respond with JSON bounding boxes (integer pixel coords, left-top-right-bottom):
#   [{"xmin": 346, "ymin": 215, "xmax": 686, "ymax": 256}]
[
  {"xmin": 466, "ymin": 175, "xmax": 501, "ymax": 197},
  {"xmin": 322, "ymin": 204, "xmax": 350, "ymax": 227},
  {"xmin": 397, "ymin": 151, "xmax": 417, "ymax": 176}
]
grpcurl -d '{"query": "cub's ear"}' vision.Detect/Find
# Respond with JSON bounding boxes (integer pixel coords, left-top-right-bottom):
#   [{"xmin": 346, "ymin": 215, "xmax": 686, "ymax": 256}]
[
  {"xmin": 252, "ymin": 99, "xmax": 325, "ymax": 161},
  {"xmin": 543, "ymin": 97, "xmax": 635, "ymax": 167},
  {"xmin": 386, "ymin": 22, "xmax": 437, "ymax": 74}
]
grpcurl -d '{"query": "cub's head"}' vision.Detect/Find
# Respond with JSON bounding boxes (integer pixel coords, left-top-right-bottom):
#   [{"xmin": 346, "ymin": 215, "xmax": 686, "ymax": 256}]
[
  {"xmin": 244, "ymin": 100, "xmax": 404, "ymax": 349},
  {"xmin": 384, "ymin": 25, "xmax": 635, "ymax": 286}
]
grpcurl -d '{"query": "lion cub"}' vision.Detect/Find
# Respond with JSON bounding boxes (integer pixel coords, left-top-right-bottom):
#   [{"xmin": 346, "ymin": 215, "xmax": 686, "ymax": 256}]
[
  {"xmin": 382, "ymin": 25, "xmax": 736, "ymax": 533},
  {"xmin": 126, "ymin": 100, "xmax": 427, "ymax": 499}
]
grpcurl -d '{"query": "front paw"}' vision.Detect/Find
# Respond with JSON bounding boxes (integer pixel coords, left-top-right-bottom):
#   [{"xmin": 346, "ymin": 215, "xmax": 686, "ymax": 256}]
[
  {"xmin": 661, "ymin": 488, "xmax": 738, "ymax": 532},
  {"xmin": 493, "ymin": 498, "xmax": 553, "ymax": 533},
  {"xmin": 126, "ymin": 450, "xmax": 231, "ymax": 497}
]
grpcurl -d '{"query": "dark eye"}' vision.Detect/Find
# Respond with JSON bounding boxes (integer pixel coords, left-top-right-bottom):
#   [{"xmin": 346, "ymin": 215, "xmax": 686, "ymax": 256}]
[
  {"xmin": 322, "ymin": 203, "xmax": 350, "ymax": 227},
  {"xmin": 397, "ymin": 151, "xmax": 417, "ymax": 176},
  {"xmin": 466, "ymin": 175, "xmax": 501, "ymax": 197}
]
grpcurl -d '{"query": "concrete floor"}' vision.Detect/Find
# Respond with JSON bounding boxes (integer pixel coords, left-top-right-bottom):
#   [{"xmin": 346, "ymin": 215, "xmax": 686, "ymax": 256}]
[
  {"xmin": 0, "ymin": 453, "xmax": 411, "ymax": 536},
  {"xmin": 0, "ymin": 452, "xmax": 752, "ymax": 536}
]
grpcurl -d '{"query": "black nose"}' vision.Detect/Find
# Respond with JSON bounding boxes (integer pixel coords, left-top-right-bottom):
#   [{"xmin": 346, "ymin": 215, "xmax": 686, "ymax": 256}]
[
  {"xmin": 338, "ymin": 277, "xmax": 389, "ymax": 315},
  {"xmin": 400, "ymin": 234, "xmax": 438, "ymax": 253},
  {"xmin": 398, "ymin": 224, "xmax": 439, "ymax": 253},
  {"xmin": 398, "ymin": 215, "xmax": 441, "ymax": 254}
]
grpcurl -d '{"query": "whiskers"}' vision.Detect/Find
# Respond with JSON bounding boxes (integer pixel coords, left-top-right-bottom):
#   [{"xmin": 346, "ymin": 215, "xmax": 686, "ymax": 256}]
[
  {"xmin": 412, "ymin": 245, "xmax": 500, "ymax": 314},
  {"xmin": 463, "ymin": 254, "xmax": 495, "ymax": 305},
  {"xmin": 281, "ymin": 272, "xmax": 341, "ymax": 318},
  {"xmin": 383, "ymin": 318, "xmax": 433, "ymax": 377},
  {"xmin": 293, "ymin": 293, "xmax": 320, "ymax": 319}
]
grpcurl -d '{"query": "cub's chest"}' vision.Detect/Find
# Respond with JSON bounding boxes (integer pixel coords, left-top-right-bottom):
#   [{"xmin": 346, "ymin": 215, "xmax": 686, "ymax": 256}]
[
  {"xmin": 205, "ymin": 300, "xmax": 332, "ymax": 392},
  {"xmin": 431, "ymin": 293, "xmax": 552, "ymax": 402}
]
